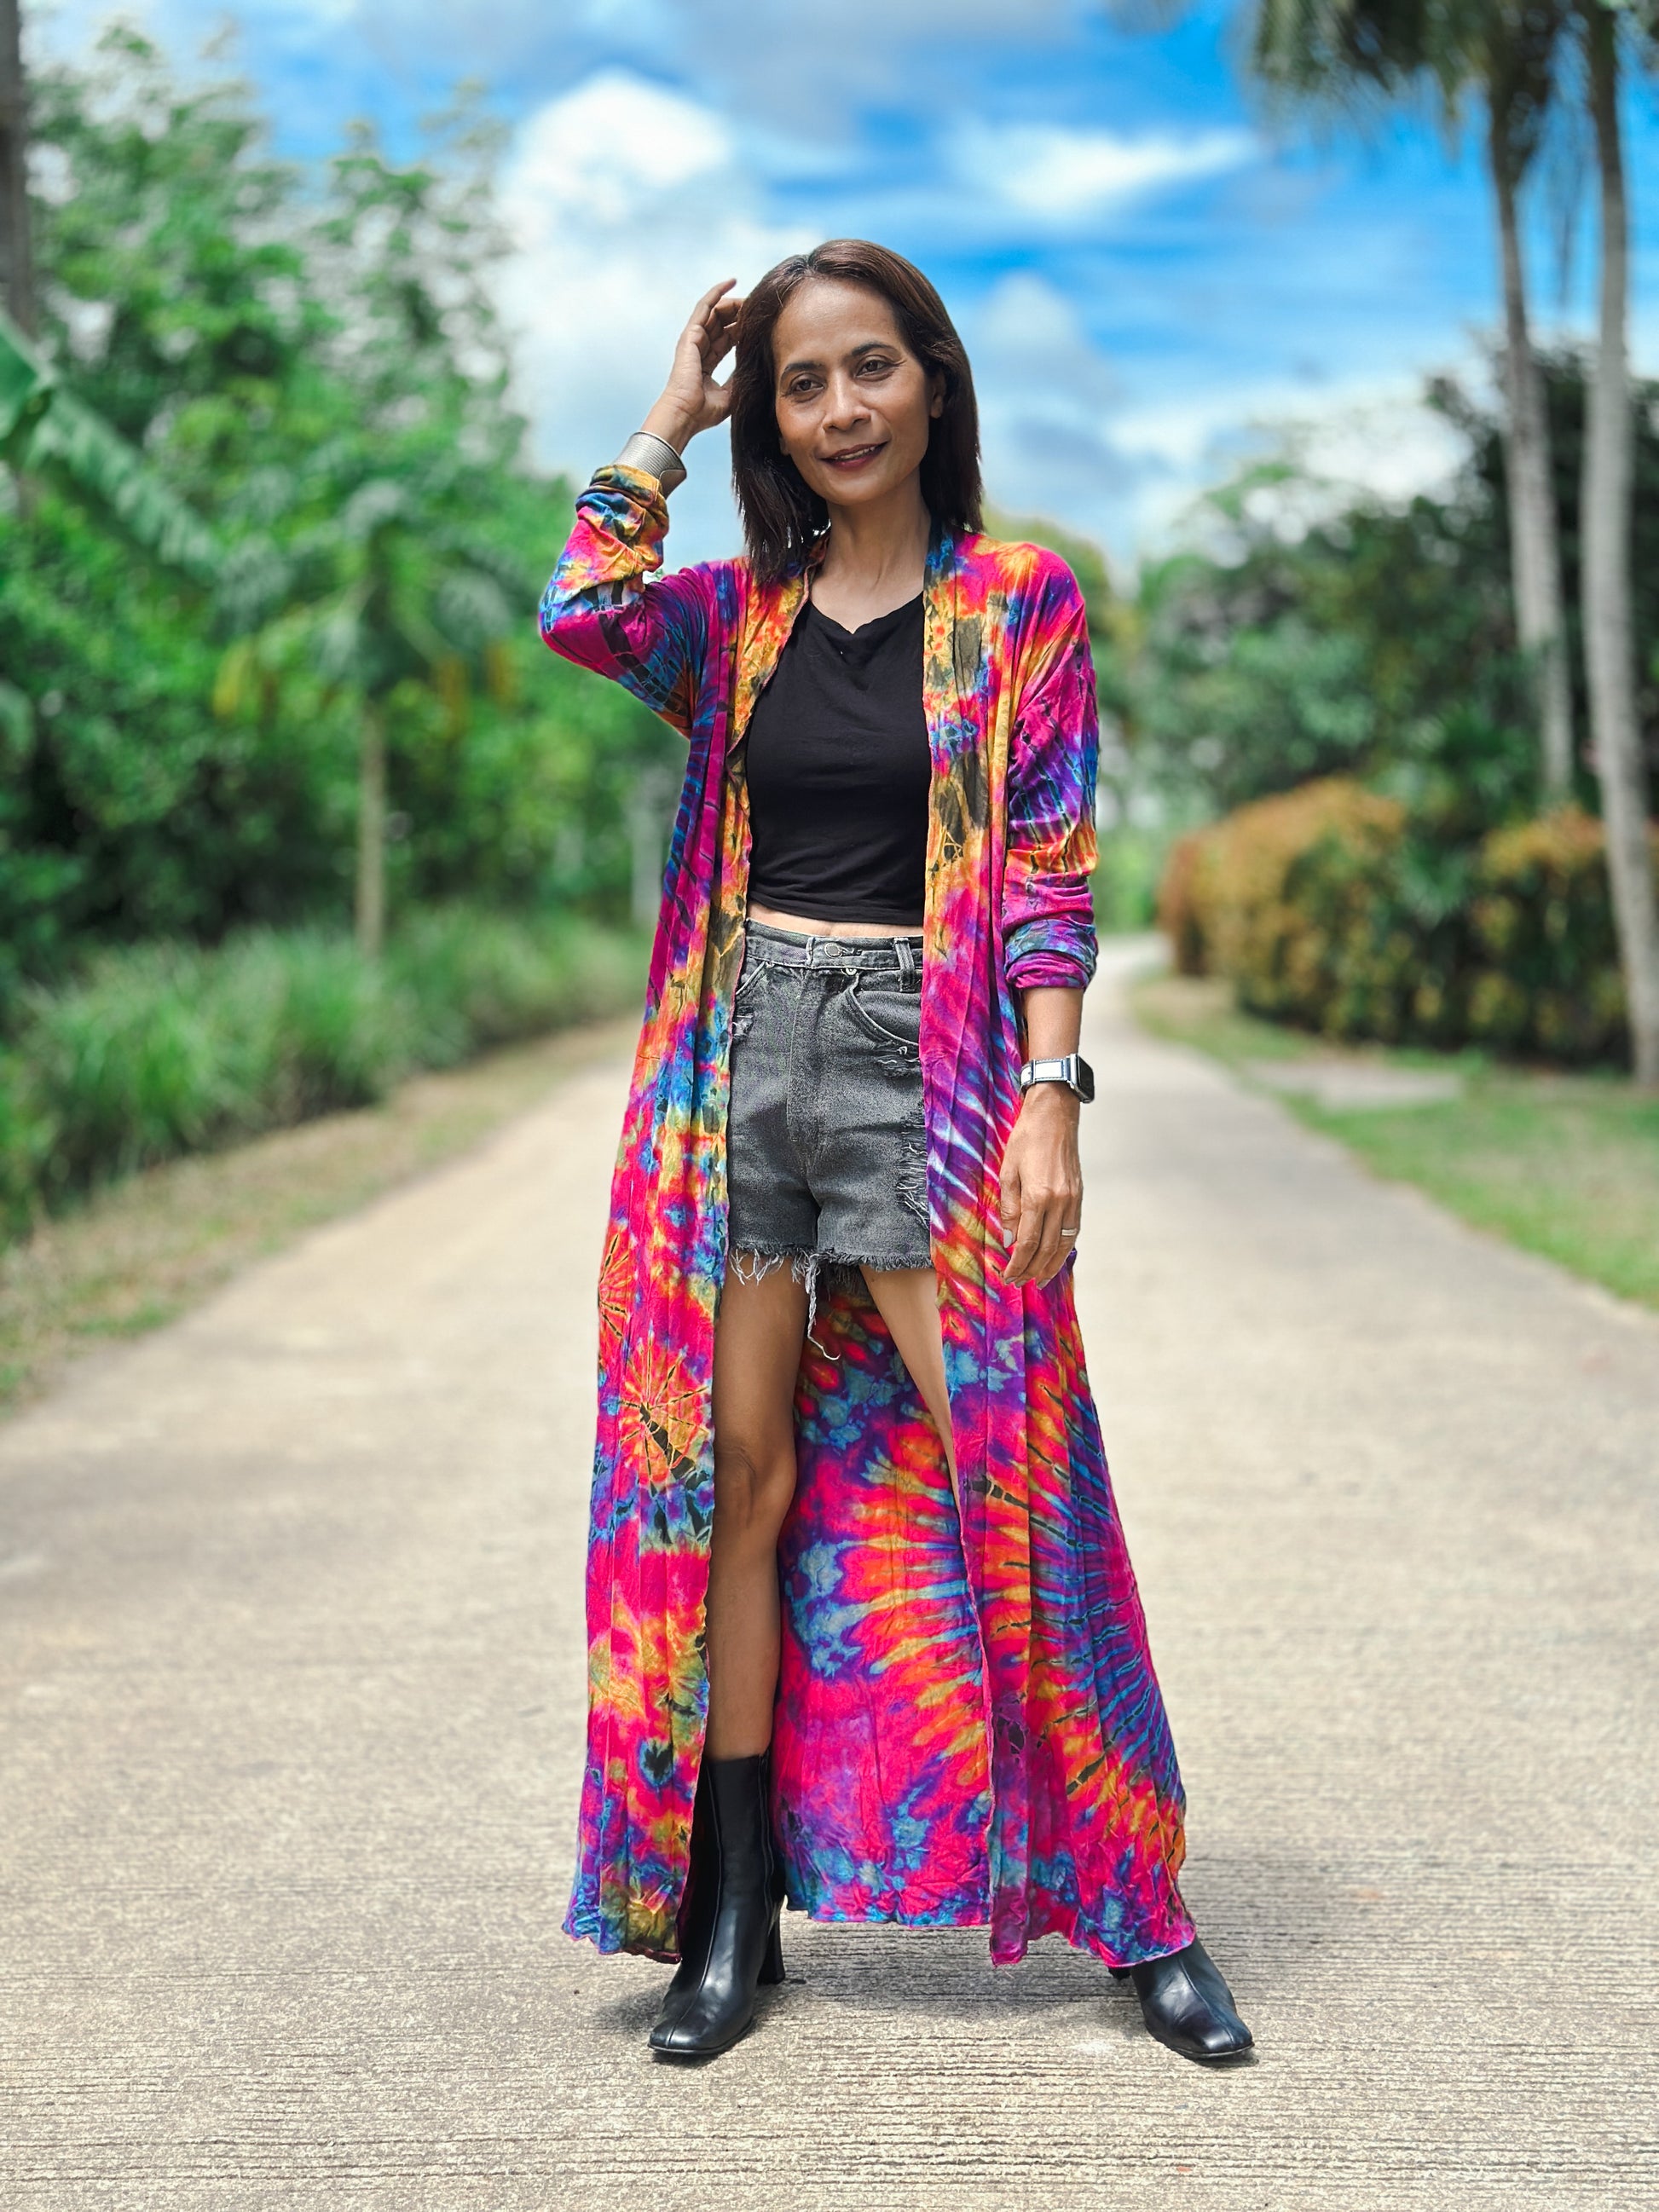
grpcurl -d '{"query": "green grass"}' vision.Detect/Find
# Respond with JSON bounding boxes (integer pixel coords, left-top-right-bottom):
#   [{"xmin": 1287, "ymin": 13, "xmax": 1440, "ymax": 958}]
[
  {"xmin": 0, "ymin": 907, "xmax": 646, "ymax": 1235},
  {"xmin": 1133, "ymin": 973, "xmax": 1659, "ymax": 1313},
  {"xmin": 0, "ymin": 1012, "xmax": 641, "ymax": 1413}
]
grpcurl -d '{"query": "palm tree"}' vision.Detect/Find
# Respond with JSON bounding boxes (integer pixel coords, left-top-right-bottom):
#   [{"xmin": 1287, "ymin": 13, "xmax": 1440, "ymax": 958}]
[
  {"xmin": 1251, "ymin": 0, "xmax": 1575, "ymax": 796},
  {"xmin": 216, "ymin": 470, "xmax": 517, "ymax": 957},
  {"xmin": 1481, "ymin": 0, "xmax": 1575, "ymax": 797},
  {"xmin": 2, "ymin": 305, "xmax": 218, "ymax": 574},
  {"xmin": 1248, "ymin": 0, "xmax": 1659, "ymax": 1080},
  {"xmin": 0, "ymin": 0, "xmax": 33, "ymax": 338},
  {"xmin": 1575, "ymin": 0, "xmax": 1659, "ymax": 1083}
]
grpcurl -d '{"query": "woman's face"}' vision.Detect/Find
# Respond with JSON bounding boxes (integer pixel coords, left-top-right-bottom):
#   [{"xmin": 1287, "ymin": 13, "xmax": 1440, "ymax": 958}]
[{"xmin": 771, "ymin": 278, "xmax": 943, "ymax": 511}]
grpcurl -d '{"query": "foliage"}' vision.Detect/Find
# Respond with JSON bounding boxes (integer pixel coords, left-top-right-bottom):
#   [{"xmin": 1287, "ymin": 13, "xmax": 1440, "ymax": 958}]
[
  {"xmin": 1118, "ymin": 357, "xmax": 1659, "ymax": 819},
  {"xmin": 1434, "ymin": 352, "xmax": 1659, "ymax": 776},
  {"xmin": 0, "ymin": 30, "xmax": 675, "ymax": 1019},
  {"xmin": 1093, "ymin": 823, "xmax": 1168, "ymax": 933},
  {"xmin": 0, "ymin": 909, "xmax": 645, "ymax": 1235},
  {"xmin": 1165, "ymin": 777, "xmax": 1656, "ymax": 1063},
  {"xmin": 1465, "ymin": 808, "xmax": 1633, "ymax": 1058},
  {"xmin": 1, "ymin": 305, "xmax": 218, "ymax": 576}
]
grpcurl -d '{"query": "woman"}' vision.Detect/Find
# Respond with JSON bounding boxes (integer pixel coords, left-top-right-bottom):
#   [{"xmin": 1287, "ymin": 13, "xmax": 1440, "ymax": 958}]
[{"xmin": 540, "ymin": 240, "xmax": 1251, "ymax": 2068}]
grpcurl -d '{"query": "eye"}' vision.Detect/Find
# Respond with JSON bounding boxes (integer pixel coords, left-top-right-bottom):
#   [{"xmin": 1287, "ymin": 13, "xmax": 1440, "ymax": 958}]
[{"xmin": 858, "ymin": 356, "xmax": 897, "ymax": 377}]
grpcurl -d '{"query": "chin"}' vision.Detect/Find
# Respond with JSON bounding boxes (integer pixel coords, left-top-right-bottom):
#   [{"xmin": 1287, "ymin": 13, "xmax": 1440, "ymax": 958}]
[{"xmin": 817, "ymin": 462, "xmax": 909, "ymax": 507}]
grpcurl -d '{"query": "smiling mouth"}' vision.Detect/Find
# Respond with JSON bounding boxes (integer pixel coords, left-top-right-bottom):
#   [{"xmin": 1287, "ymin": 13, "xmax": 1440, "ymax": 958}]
[{"xmin": 824, "ymin": 442, "xmax": 885, "ymax": 468}]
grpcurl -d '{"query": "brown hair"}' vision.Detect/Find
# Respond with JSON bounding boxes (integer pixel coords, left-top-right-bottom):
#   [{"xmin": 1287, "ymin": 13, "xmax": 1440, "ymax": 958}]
[{"xmin": 729, "ymin": 240, "xmax": 983, "ymax": 581}]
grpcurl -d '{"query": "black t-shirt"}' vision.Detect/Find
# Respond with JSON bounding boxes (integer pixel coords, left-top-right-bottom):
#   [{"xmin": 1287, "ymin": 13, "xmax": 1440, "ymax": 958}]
[{"xmin": 743, "ymin": 590, "xmax": 929, "ymax": 928}]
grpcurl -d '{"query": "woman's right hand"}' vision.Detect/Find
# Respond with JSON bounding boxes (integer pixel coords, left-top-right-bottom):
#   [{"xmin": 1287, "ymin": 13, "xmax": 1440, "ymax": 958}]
[{"xmin": 642, "ymin": 280, "xmax": 743, "ymax": 453}]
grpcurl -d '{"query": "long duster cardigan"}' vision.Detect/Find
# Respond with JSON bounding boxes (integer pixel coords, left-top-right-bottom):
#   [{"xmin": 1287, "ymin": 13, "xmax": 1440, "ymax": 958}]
[{"xmin": 541, "ymin": 465, "xmax": 1194, "ymax": 1970}]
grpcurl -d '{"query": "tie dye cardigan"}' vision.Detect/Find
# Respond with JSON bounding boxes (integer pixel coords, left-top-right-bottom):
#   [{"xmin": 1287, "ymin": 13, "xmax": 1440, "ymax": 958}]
[{"xmin": 540, "ymin": 464, "xmax": 1194, "ymax": 1970}]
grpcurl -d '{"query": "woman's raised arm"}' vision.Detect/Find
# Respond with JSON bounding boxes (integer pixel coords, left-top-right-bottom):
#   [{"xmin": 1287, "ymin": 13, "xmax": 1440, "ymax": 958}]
[{"xmin": 539, "ymin": 281, "xmax": 743, "ymax": 737}]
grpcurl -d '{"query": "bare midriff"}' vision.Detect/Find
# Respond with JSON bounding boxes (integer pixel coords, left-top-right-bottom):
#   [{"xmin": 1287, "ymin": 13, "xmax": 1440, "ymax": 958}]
[{"xmin": 747, "ymin": 903, "xmax": 921, "ymax": 939}]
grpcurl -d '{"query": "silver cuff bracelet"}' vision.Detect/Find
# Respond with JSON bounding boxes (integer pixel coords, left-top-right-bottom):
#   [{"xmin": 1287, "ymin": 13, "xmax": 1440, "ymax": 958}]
[{"xmin": 616, "ymin": 430, "xmax": 688, "ymax": 494}]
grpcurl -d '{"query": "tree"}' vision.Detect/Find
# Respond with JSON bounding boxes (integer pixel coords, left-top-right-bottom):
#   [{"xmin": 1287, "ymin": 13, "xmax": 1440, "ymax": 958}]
[
  {"xmin": 217, "ymin": 467, "xmax": 519, "ymax": 957},
  {"xmin": 1482, "ymin": 0, "xmax": 1576, "ymax": 795},
  {"xmin": 1, "ymin": 29, "xmax": 668, "ymax": 1002},
  {"xmin": 207, "ymin": 122, "xmax": 531, "ymax": 958},
  {"xmin": 0, "ymin": 0, "xmax": 33, "ymax": 335},
  {"xmin": 1245, "ymin": 0, "xmax": 1659, "ymax": 1078},
  {"xmin": 1, "ymin": 305, "xmax": 217, "ymax": 575},
  {"xmin": 1249, "ymin": 0, "xmax": 1576, "ymax": 796},
  {"xmin": 1575, "ymin": 0, "xmax": 1659, "ymax": 1082}
]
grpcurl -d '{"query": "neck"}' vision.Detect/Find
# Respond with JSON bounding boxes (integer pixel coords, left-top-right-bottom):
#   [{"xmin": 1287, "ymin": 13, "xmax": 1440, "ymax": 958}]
[{"xmin": 815, "ymin": 476, "xmax": 931, "ymax": 603}]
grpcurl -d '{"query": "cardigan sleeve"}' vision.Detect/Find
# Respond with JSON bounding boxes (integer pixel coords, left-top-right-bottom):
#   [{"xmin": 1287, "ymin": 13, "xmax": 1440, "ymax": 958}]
[
  {"xmin": 538, "ymin": 464, "xmax": 714, "ymax": 739},
  {"xmin": 1001, "ymin": 554, "xmax": 1101, "ymax": 992}
]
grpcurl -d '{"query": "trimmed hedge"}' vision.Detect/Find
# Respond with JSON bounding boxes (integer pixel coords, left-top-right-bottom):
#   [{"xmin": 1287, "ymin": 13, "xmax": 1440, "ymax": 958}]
[
  {"xmin": 1161, "ymin": 778, "xmax": 1657, "ymax": 1064},
  {"xmin": 0, "ymin": 909, "xmax": 645, "ymax": 1237}
]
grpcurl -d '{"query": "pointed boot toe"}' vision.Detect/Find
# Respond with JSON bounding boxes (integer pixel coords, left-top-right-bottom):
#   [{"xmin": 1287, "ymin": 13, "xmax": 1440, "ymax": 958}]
[{"xmin": 1124, "ymin": 1939, "xmax": 1253, "ymax": 2065}]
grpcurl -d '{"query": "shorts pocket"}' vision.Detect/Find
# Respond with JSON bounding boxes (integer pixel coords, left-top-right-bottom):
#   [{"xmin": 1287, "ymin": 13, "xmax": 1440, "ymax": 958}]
[
  {"xmin": 733, "ymin": 952, "xmax": 771, "ymax": 1007},
  {"xmin": 847, "ymin": 974, "xmax": 922, "ymax": 1054}
]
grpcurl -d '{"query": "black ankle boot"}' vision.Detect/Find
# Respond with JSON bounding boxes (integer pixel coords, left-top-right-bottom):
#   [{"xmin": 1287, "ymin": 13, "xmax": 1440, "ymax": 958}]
[
  {"xmin": 649, "ymin": 1752, "xmax": 786, "ymax": 2059},
  {"xmin": 1110, "ymin": 1939, "xmax": 1253, "ymax": 2063}
]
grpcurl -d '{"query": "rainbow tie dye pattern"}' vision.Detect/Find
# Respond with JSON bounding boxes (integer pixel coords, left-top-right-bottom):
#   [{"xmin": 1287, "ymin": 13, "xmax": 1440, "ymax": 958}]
[{"xmin": 540, "ymin": 465, "xmax": 1194, "ymax": 1970}]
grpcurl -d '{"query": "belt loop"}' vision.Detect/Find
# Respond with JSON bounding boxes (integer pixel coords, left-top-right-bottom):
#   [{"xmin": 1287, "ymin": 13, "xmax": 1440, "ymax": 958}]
[{"xmin": 894, "ymin": 935, "xmax": 916, "ymax": 981}]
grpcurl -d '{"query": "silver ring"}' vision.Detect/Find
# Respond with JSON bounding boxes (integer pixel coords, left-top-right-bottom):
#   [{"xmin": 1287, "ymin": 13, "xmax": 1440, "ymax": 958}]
[{"xmin": 1060, "ymin": 1227, "xmax": 1078, "ymax": 1239}]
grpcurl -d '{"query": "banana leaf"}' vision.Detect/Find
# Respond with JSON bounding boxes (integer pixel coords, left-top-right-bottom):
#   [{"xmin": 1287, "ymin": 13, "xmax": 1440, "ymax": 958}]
[{"xmin": 0, "ymin": 304, "xmax": 218, "ymax": 581}]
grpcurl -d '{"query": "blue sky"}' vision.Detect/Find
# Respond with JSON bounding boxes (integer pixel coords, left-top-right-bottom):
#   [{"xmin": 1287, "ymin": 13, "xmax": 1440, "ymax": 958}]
[{"xmin": 36, "ymin": 0, "xmax": 1659, "ymax": 567}]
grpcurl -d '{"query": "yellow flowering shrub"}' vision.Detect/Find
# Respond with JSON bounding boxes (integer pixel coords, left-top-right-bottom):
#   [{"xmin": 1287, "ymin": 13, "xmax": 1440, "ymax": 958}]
[{"xmin": 1162, "ymin": 786, "xmax": 1657, "ymax": 1065}]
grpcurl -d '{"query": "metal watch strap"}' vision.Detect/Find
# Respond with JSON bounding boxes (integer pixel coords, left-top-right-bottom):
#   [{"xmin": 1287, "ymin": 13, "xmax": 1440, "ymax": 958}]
[
  {"xmin": 616, "ymin": 430, "xmax": 688, "ymax": 494},
  {"xmin": 1020, "ymin": 1053, "xmax": 1095, "ymax": 1103}
]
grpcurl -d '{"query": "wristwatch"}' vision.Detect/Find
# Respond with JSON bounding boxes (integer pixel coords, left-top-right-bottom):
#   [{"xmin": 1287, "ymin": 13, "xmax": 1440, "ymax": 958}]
[{"xmin": 1020, "ymin": 1053, "xmax": 1095, "ymax": 1103}]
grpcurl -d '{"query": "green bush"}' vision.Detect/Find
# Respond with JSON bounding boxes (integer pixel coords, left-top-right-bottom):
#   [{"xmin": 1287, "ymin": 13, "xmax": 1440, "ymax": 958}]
[
  {"xmin": 387, "ymin": 908, "xmax": 642, "ymax": 1066},
  {"xmin": 1166, "ymin": 780, "xmax": 1656, "ymax": 1066},
  {"xmin": 1093, "ymin": 824, "xmax": 1170, "ymax": 934},
  {"xmin": 1, "ymin": 909, "xmax": 645, "ymax": 1237}
]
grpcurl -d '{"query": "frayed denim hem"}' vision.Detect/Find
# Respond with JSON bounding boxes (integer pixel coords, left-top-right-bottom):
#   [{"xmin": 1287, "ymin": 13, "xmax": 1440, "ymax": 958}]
[
  {"xmin": 727, "ymin": 1242, "xmax": 933, "ymax": 1354},
  {"xmin": 727, "ymin": 1243, "xmax": 838, "ymax": 1353}
]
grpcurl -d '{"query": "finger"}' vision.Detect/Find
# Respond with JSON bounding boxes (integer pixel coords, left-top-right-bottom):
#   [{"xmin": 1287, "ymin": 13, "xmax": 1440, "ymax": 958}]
[
  {"xmin": 687, "ymin": 280, "xmax": 737, "ymax": 344},
  {"xmin": 1037, "ymin": 1197, "xmax": 1083, "ymax": 1285},
  {"xmin": 692, "ymin": 276, "xmax": 738, "ymax": 319},
  {"xmin": 703, "ymin": 316, "xmax": 740, "ymax": 373},
  {"xmin": 1027, "ymin": 1201, "xmax": 1066, "ymax": 1287},
  {"xmin": 1007, "ymin": 1196, "xmax": 1046, "ymax": 1285},
  {"xmin": 998, "ymin": 1162, "xmax": 1021, "ymax": 1245}
]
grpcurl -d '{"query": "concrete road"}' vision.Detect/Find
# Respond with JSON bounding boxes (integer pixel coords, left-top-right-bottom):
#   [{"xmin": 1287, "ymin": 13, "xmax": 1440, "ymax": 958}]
[{"xmin": 3, "ymin": 944, "xmax": 1656, "ymax": 2210}]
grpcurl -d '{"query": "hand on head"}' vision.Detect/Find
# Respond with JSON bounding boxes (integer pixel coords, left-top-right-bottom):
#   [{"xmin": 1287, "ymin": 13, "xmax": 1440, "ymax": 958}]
[{"xmin": 645, "ymin": 280, "xmax": 745, "ymax": 452}]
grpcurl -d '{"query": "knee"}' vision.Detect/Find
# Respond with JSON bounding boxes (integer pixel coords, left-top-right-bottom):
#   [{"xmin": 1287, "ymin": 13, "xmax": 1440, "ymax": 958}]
[{"xmin": 713, "ymin": 1435, "xmax": 796, "ymax": 1547}]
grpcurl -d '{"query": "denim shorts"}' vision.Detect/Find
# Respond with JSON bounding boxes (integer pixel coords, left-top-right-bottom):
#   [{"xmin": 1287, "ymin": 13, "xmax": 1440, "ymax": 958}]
[{"xmin": 726, "ymin": 921, "xmax": 931, "ymax": 1285}]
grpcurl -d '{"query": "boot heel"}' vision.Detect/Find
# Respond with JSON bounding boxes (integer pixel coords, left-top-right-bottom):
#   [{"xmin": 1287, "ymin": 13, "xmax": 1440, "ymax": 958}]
[{"xmin": 760, "ymin": 1915, "xmax": 785, "ymax": 1985}]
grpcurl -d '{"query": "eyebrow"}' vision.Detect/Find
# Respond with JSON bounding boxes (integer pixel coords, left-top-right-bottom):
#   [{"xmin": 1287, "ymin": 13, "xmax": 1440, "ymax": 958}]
[{"xmin": 776, "ymin": 339, "xmax": 899, "ymax": 378}]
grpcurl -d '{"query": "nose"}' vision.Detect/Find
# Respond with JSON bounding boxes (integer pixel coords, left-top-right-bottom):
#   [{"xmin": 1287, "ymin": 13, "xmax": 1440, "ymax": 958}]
[{"xmin": 821, "ymin": 371, "xmax": 870, "ymax": 431}]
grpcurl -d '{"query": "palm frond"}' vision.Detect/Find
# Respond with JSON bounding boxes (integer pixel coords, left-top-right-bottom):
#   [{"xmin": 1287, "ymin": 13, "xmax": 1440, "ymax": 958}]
[{"xmin": 1, "ymin": 306, "xmax": 220, "ymax": 582}]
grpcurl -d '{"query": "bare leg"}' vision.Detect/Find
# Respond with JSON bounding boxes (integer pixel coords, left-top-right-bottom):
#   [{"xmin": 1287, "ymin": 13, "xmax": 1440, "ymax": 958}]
[
  {"xmin": 862, "ymin": 1265, "xmax": 957, "ymax": 1492},
  {"xmin": 706, "ymin": 1262, "xmax": 809, "ymax": 1758}
]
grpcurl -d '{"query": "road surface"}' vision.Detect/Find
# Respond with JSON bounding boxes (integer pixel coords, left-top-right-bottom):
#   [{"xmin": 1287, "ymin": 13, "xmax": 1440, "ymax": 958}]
[{"xmin": 3, "ymin": 943, "xmax": 1655, "ymax": 2209}]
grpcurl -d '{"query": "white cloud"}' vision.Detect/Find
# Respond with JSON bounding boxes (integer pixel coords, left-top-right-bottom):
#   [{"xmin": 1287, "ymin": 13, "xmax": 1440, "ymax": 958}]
[
  {"xmin": 523, "ymin": 69, "xmax": 728, "ymax": 220},
  {"xmin": 965, "ymin": 274, "xmax": 1133, "ymax": 537},
  {"xmin": 959, "ymin": 273, "xmax": 1477, "ymax": 563},
  {"xmin": 496, "ymin": 70, "xmax": 811, "ymax": 560},
  {"xmin": 961, "ymin": 120, "xmax": 1256, "ymax": 222},
  {"xmin": 1114, "ymin": 378, "xmax": 1471, "ymax": 551}
]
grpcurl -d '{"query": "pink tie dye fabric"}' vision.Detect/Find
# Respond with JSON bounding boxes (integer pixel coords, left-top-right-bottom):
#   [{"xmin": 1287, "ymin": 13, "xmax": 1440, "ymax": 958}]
[{"xmin": 540, "ymin": 464, "xmax": 1194, "ymax": 1970}]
